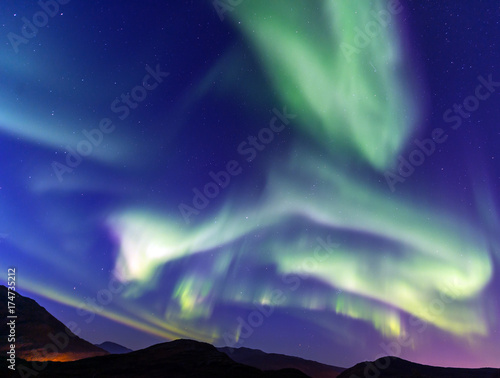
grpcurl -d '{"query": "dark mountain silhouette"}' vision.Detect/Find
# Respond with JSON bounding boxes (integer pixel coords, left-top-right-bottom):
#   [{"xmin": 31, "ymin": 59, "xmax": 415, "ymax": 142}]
[
  {"xmin": 95, "ymin": 341, "xmax": 133, "ymax": 354},
  {"xmin": 2, "ymin": 287, "xmax": 499, "ymax": 378},
  {"xmin": 338, "ymin": 356, "xmax": 500, "ymax": 378},
  {"xmin": 3, "ymin": 339, "xmax": 310, "ymax": 377},
  {"xmin": 0, "ymin": 285, "xmax": 108, "ymax": 361},
  {"xmin": 219, "ymin": 346, "xmax": 344, "ymax": 378}
]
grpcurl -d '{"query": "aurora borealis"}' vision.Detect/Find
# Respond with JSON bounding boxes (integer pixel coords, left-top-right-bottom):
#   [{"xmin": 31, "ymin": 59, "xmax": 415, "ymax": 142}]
[{"xmin": 1, "ymin": 0, "xmax": 499, "ymax": 370}]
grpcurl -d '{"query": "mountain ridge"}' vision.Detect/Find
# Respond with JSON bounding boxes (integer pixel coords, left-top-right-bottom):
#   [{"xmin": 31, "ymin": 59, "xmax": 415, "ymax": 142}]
[
  {"xmin": 338, "ymin": 356, "xmax": 500, "ymax": 378},
  {"xmin": 219, "ymin": 346, "xmax": 344, "ymax": 378},
  {"xmin": 95, "ymin": 341, "xmax": 133, "ymax": 354},
  {"xmin": 0, "ymin": 285, "xmax": 108, "ymax": 362},
  {"xmin": 2, "ymin": 339, "xmax": 311, "ymax": 377},
  {"xmin": 2, "ymin": 286, "xmax": 499, "ymax": 377}
]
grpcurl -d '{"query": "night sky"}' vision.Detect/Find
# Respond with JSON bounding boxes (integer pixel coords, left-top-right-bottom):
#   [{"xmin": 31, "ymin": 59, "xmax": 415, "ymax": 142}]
[{"xmin": 1, "ymin": 0, "xmax": 499, "ymax": 369}]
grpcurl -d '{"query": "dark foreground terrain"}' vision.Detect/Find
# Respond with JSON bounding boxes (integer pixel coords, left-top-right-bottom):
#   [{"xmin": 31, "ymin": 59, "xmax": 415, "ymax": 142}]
[
  {"xmin": 2, "ymin": 286, "xmax": 499, "ymax": 378},
  {"xmin": 219, "ymin": 346, "xmax": 344, "ymax": 378},
  {"xmin": 1, "ymin": 339, "xmax": 309, "ymax": 378},
  {"xmin": 3, "ymin": 342, "xmax": 500, "ymax": 378},
  {"xmin": 338, "ymin": 356, "xmax": 500, "ymax": 378},
  {"xmin": 0, "ymin": 285, "xmax": 108, "ymax": 362}
]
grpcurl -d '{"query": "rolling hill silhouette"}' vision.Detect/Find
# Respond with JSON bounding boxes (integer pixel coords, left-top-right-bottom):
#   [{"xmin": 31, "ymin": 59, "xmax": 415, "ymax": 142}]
[
  {"xmin": 2, "ymin": 286, "xmax": 499, "ymax": 377},
  {"xmin": 219, "ymin": 346, "xmax": 344, "ymax": 377},
  {"xmin": 2, "ymin": 339, "xmax": 310, "ymax": 377},
  {"xmin": 338, "ymin": 356, "xmax": 500, "ymax": 378}
]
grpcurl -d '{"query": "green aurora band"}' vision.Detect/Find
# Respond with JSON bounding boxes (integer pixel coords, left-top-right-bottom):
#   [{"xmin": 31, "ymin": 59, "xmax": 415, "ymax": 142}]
[
  {"xmin": 226, "ymin": 0, "xmax": 417, "ymax": 170},
  {"xmin": 110, "ymin": 151, "xmax": 492, "ymax": 339},
  {"xmin": 11, "ymin": 0, "xmax": 495, "ymax": 353},
  {"xmin": 106, "ymin": 0, "xmax": 494, "ymax": 344}
]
